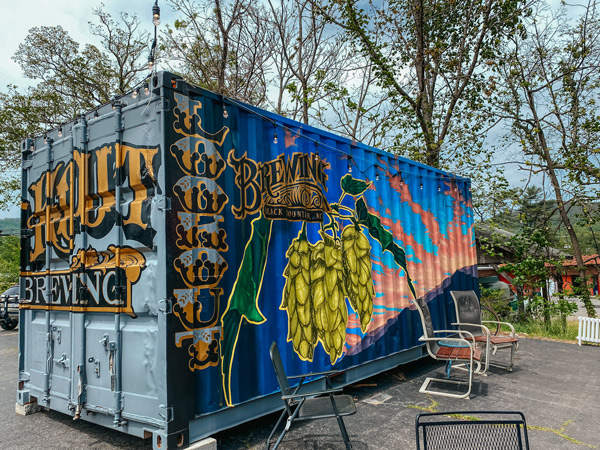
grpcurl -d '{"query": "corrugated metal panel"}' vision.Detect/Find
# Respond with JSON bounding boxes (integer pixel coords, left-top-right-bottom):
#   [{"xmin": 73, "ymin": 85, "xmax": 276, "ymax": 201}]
[{"xmin": 161, "ymin": 78, "xmax": 477, "ymax": 416}]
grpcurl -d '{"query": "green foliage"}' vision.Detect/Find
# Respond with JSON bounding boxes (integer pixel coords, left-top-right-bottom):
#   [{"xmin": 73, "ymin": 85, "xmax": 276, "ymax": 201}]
[
  {"xmin": 0, "ymin": 85, "xmax": 65, "ymax": 209},
  {"xmin": 481, "ymin": 225, "xmax": 556, "ymax": 285},
  {"xmin": 0, "ymin": 6, "xmax": 148, "ymax": 211},
  {"xmin": 323, "ymin": 0, "xmax": 528, "ymax": 168},
  {"xmin": 494, "ymin": 0, "xmax": 600, "ymax": 318},
  {"xmin": 0, "ymin": 236, "xmax": 19, "ymax": 292},
  {"xmin": 0, "ymin": 218, "xmax": 19, "ymax": 236},
  {"xmin": 512, "ymin": 317, "xmax": 579, "ymax": 341},
  {"xmin": 528, "ymin": 295, "xmax": 578, "ymax": 332},
  {"xmin": 13, "ymin": 8, "xmax": 148, "ymax": 109},
  {"xmin": 479, "ymin": 224, "xmax": 559, "ymax": 321},
  {"xmin": 480, "ymin": 286, "xmax": 513, "ymax": 317}
]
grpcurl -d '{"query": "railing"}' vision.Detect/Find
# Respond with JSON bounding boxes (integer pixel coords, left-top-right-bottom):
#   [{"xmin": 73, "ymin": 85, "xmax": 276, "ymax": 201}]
[{"xmin": 577, "ymin": 316, "xmax": 600, "ymax": 345}]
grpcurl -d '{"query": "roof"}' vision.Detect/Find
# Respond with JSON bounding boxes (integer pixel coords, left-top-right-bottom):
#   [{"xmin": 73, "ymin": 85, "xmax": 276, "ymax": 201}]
[
  {"xmin": 558, "ymin": 254, "xmax": 600, "ymax": 267},
  {"xmin": 475, "ymin": 224, "xmax": 566, "ymax": 259}
]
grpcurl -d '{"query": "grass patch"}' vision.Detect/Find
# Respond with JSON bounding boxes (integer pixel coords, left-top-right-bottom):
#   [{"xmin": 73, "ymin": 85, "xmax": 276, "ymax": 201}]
[{"xmin": 509, "ymin": 318, "xmax": 579, "ymax": 341}]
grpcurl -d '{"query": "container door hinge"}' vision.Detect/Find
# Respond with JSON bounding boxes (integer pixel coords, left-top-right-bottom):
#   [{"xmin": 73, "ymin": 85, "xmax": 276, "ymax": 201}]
[
  {"xmin": 158, "ymin": 405, "xmax": 173, "ymax": 422},
  {"xmin": 80, "ymin": 130, "xmax": 89, "ymax": 145},
  {"xmin": 22, "ymin": 160, "xmax": 33, "ymax": 169},
  {"xmin": 52, "ymin": 326, "xmax": 62, "ymax": 344},
  {"xmin": 158, "ymin": 298, "xmax": 172, "ymax": 314},
  {"xmin": 157, "ymin": 196, "xmax": 171, "ymax": 211}
]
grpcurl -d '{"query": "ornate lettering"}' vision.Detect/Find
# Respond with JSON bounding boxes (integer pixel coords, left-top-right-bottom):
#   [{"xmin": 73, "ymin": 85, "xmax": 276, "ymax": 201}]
[
  {"xmin": 20, "ymin": 246, "xmax": 146, "ymax": 317},
  {"xmin": 23, "ymin": 143, "xmax": 160, "ymax": 267},
  {"xmin": 227, "ymin": 150, "xmax": 330, "ymax": 221}
]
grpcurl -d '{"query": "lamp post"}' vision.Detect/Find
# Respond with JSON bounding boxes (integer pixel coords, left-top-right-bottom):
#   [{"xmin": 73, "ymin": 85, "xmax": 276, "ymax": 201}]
[{"xmin": 149, "ymin": 0, "xmax": 160, "ymax": 72}]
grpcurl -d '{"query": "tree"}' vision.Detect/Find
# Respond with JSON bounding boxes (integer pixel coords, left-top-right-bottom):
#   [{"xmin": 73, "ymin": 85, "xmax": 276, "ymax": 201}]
[
  {"xmin": 495, "ymin": 0, "xmax": 600, "ymax": 316},
  {"xmin": 13, "ymin": 7, "xmax": 149, "ymax": 110},
  {"xmin": 0, "ymin": 236, "xmax": 19, "ymax": 292},
  {"xmin": 319, "ymin": 0, "xmax": 528, "ymax": 169},
  {"xmin": 0, "ymin": 6, "xmax": 149, "ymax": 211},
  {"xmin": 164, "ymin": 0, "xmax": 274, "ymax": 106},
  {"xmin": 313, "ymin": 58, "xmax": 392, "ymax": 147},
  {"xmin": 267, "ymin": 0, "xmax": 348, "ymax": 125},
  {"xmin": 0, "ymin": 85, "xmax": 68, "ymax": 208},
  {"xmin": 480, "ymin": 224, "xmax": 558, "ymax": 322}
]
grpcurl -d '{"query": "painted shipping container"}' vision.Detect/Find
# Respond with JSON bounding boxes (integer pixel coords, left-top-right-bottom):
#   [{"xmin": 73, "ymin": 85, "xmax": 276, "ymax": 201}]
[{"xmin": 18, "ymin": 71, "xmax": 478, "ymax": 449}]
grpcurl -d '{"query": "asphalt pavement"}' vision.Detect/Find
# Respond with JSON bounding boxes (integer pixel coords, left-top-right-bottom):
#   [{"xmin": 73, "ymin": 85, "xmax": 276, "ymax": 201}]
[{"xmin": 2, "ymin": 328, "xmax": 599, "ymax": 449}]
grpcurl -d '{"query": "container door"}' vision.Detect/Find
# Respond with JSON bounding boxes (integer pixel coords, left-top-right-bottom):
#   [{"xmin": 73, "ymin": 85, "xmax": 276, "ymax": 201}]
[
  {"xmin": 20, "ymin": 129, "xmax": 77, "ymax": 412},
  {"xmin": 20, "ymin": 102, "xmax": 165, "ymax": 431}
]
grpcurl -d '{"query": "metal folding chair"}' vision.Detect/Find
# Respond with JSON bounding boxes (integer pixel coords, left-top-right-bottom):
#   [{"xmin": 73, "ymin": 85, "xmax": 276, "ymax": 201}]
[
  {"xmin": 413, "ymin": 297, "xmax": 482, "ymax": 399},
  {"xmin": 266, "ymin": 341, "xmax": 357, "ymax": 450},
  {"xmin": 451, "ymin": 290, "xmax": 519, "ymax": 374},
  {"xmin": 416, "ymin": 411, "xmax": 530, "ymax": 449}
]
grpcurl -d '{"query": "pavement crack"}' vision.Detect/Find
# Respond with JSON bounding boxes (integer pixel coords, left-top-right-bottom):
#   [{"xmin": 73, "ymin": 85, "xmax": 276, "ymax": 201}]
[{"xmin": 528, "ymin": 420, "xmax": 597, "ymax": 449}]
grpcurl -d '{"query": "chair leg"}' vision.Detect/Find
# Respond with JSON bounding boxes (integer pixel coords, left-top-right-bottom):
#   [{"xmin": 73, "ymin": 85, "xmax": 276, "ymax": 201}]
[
  {"xmin": 419, "ymin": 355, "xmax": 474, "ymax": 399},
  {"xmin": 272, "ymin": 417, "xmax": 293, "ymax": 450},
  {"xmin": 480, "ymin": 343, "xmax": 490, "ymax": 375},
  {"xmin": 265, "ymin": 409, "xmax": 288, "ymax": 450},
  {"xmin": 267, "ymin": 405, "xmax": 303, "ymax": 450},
  {"xmin": 508, "ymin": 343, "xmax": 515, "ymax": 371},
  {"xmin": 329, "ymin": 394, "xmax": 352, "ymax": 449},
  {"xmin": 486, "ymin": 343, "xmax": 517, "ymax": 372},
  {"xmin": 335, "ymin": 415, "xmax": 352, "ymax": 450}
]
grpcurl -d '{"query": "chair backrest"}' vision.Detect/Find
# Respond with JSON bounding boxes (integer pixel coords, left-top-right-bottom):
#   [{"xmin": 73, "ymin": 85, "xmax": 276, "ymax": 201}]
[
  {"xmin": 416, "ymin": 411, "xmax": 530, "ymax": 450},
  {"xmin": 412, "ymin": 297, "xmax": 440, "ymax": 356},
  {"xmin": 269, "ymin": 341, "xmax": 291, "ymax": 396},
  {"xmin": 450, "ymin": 290, "xmax": 483, "ymax": 336}
]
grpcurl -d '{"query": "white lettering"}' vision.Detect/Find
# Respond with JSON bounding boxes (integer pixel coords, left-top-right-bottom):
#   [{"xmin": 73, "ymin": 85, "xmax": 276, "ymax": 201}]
[{"xmin": 103, "ymin": 272, "xmax": 118, "ymax": 305}]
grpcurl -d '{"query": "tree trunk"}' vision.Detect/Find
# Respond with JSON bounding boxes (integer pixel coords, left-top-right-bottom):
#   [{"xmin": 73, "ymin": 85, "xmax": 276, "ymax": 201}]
[
  {"xmin": 215, "ymin": 0, "xmax": 228, "ymax": 95},
  {"xmin": 526, "ymin": 89, "xmax": 596, "ymax": 317},
  {"xmin": 516, "ymin": 286, "xmax": 525, "ymax": 318},
  {"xmin": 542, "ymin": 282, "xmax": 551, "ymax": 329}
]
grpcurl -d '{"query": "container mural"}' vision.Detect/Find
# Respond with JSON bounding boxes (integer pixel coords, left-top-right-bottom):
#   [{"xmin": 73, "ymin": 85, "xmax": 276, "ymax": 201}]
[{"xmin": 18, "ymin": 72, "xmax": 477, "ymax": 449}]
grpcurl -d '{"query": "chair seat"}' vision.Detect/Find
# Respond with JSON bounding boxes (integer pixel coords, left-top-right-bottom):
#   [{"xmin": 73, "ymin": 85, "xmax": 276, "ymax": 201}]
[
  {"xmin": 473, "ymin": 335, "xmax": 518, "ymax": 344},
  {"xmin": 297, "ymin": 394, "xmax": 357, "ymax": 420},
  {"xmin": 436, "ymin": 346, "xmax": 482, "ymax": 361}
]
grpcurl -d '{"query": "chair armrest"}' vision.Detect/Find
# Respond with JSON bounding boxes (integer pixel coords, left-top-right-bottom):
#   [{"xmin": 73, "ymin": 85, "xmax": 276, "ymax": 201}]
[
  {"xmin": 282, "ymin": 387, "xmax": 344, "ymax": 400},
  {"xmin": 432, "ymin": 329, "xmax": 476, "ymax": 341},
  {"xmin": 481, "ymin": 320, "xmax": 517, "ymax": 337},
  {"xmin": 419, "ymin": 335, "xmax": 475, "ymax": 350}
]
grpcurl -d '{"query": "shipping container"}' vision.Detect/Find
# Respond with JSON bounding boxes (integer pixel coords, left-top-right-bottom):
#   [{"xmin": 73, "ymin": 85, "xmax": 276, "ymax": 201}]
[{"xmin": 18, "ymin": 71, "xmax": 478, "ymax": 449}]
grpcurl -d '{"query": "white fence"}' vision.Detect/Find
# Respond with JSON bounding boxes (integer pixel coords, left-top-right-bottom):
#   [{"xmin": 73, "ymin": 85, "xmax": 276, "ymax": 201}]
[{"xmin": 577, "ymin": 316, "xmax": 600, "ymax": 345}]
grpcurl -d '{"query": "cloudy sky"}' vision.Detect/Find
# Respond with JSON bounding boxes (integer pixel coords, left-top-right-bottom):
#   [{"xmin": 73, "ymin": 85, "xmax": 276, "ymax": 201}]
[
  {"xmin": 0, "ymin": 0, "xmax": 175, "ymax": 218},
  {"xmin": 0, "ymin": 0, "xmax": 177, "ymax": 86}
]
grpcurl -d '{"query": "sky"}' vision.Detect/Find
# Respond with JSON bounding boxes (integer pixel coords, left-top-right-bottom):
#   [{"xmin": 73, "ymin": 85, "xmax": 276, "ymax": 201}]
[{"xmin": 0, "ymin": 0, "xmax": 176, "ymax": 218}]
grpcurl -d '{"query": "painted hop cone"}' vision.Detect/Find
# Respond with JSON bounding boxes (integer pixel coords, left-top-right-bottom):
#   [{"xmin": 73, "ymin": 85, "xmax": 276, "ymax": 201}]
[
  {"xmin": 282, "ymin": 238, "xmax": 317, "ymax": 360},
  {"xmin": 341, "ymin": 225, "xmax": 375, "ymax": 332},
  {"xmin": 313, "ymin": 235, "xmax": 347, "ymax": 364}
]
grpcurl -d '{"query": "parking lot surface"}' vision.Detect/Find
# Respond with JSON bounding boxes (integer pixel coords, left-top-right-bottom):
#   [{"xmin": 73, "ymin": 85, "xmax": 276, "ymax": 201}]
[{"xmin": 2, "ymin": 329, "xmax": 599, "ymax": 449}]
